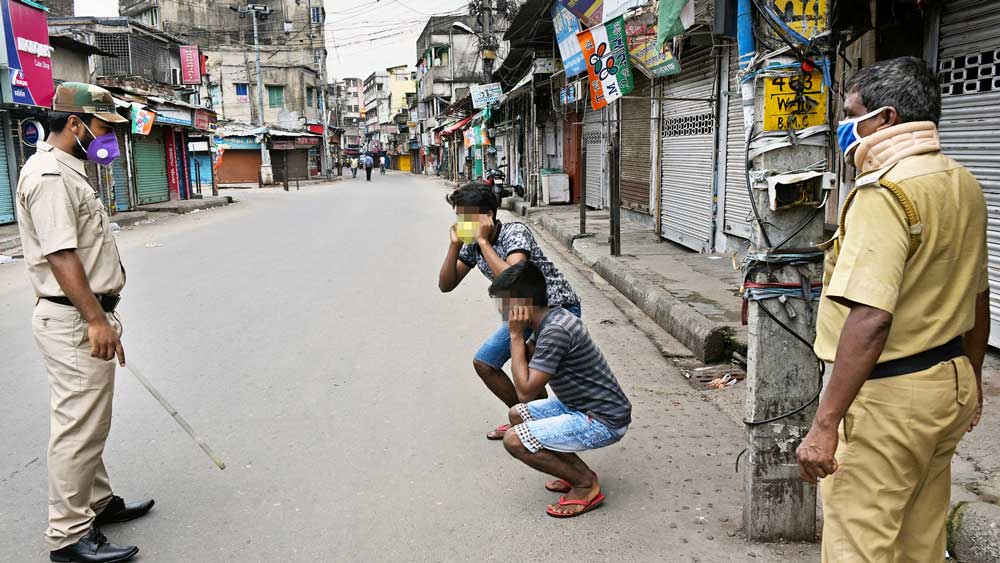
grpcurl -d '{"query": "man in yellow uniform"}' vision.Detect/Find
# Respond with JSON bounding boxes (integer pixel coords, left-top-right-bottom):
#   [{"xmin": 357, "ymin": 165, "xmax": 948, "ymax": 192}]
[
  {"xmin": 17, "ymin": 83, "xmax": 154, "ymax": 563},
  {"xmin": 796, "ymin": 57, "xmax": 990, "ymax": 561}
]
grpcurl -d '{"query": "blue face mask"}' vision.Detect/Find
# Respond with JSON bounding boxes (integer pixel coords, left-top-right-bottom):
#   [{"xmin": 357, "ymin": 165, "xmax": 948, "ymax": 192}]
[{"xmin": 837, "ymin": 106, "xmax": 890, "ymax": 159}]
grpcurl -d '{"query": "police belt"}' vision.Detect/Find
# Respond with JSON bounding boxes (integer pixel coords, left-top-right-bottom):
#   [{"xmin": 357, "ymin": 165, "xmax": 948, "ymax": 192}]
[
  {"xmin": 869, "ymin": 337, "xmax": 964, "ymax": 380},
  {"xmin": 41, "ymin": 294, "xmax": 121, "ymax": 313}
]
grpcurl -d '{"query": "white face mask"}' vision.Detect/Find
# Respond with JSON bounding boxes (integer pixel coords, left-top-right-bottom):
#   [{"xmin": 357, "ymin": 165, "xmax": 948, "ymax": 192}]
[{"xmin": 837, "ymin": 106, "xmax": 891, "ymax": 160}]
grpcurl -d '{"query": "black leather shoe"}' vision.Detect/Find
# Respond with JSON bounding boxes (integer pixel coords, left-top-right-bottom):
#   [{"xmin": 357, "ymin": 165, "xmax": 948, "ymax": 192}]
[
  {"xmin": 49, "ymin": 528, "xmax": 138, "ymax": 562},
  {"xmin": 94, "ymin": 495, "xmax": 155, "ymax": 526}
]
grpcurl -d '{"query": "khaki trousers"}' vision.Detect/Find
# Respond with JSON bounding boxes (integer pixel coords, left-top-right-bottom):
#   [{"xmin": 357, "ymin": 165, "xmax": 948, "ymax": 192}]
[
  {"xmin": 32, "ymin": 299, "xmax": 121, "ymax": 550},
  {"xmin": 820, "ymin": 357, "xmax": 978, "ymax": 563}
]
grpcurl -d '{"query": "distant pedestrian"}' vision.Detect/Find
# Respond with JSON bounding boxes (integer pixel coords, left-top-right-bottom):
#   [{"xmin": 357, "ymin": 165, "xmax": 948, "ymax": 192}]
[
  {"xmin": 491, "ymin": 261, "xmax": 631, "ymax": 518},
  {"xmin": 364, "ymin": 154, "xmax": 373, "ymax": 181},
  {"xmin": 797, "ymin": 56, "xmax": 988, "ymax": 562},
  {"xmin": 379, "ymin": 154, "xmax": 386, "ymax": 175},
  {"xmin": 350, "ymin": 156, "xmax": 359, "ymax": 178},
  {"xmin": 16, "ymin": 82, "xmax": 153, "ymax": 563}
]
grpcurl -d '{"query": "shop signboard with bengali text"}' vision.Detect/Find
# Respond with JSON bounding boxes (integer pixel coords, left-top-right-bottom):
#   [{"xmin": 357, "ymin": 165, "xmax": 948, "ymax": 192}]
[{"xmin": 0, "ymin": 0, "xmax": 54, "ymax": 108}]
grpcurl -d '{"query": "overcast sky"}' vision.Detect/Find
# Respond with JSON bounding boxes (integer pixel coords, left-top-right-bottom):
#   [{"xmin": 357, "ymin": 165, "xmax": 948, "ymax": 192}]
[{"xmin": 73, "ymin": 0, "xmax": 471, "ymax": 81}]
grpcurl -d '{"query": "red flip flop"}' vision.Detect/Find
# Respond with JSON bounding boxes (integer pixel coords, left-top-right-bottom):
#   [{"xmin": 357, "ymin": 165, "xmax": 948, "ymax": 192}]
[
  {"xmin": 545, "ymin": 479, "xmax": 572, "ymax": 493},
  {"xmin": 486, "ymin": 423, "xmax": 511, "ymax": 440},
  {"xmin": 546, "ymin": 492, "xmax": 606, "ymax": 518}
]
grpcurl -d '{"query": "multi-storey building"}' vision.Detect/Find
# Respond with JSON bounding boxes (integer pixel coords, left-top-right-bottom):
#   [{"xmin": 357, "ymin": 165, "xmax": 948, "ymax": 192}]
[
  {"xmin": 415, "ymin": 16, "xmax": 481, "ymax": 129},
  {"xmin": 330, "ymin": 77, "xmax": 364, "ymax": 156},
  {"xmin": 362, "ymin": 71, "xmax": 389, "ymax": 152}
]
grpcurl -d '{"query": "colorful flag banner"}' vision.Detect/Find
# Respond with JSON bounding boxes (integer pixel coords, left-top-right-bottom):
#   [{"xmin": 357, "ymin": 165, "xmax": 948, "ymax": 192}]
[
  {"xmin": 577, "ymin": 15, "xmax": 634, "ymax": 111},
  {"xmin": 557, "ymin": 0, "xmax": 603, "ymax": 28},
  {"xmin": 657, "ymin": 0, "xmax": 695, "ymax": 51},
  {"xmin": 130, "ymin": 106, "xmax": 156, "ymax": 135},
  {"xmin": 625, "ymin": 17, "xmax": 681, "ymax": 78},
  {"xmin": 552, "ymin": 3, "xmax": 587, "ymax": 78}
]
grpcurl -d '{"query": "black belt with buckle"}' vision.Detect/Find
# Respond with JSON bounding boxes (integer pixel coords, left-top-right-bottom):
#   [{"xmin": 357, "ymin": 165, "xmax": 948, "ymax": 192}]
[
  {"xmin": 41, "ymin": 294, "xmax": 121, "ymax": 313},
  {"xmin": 869, "ymin": 337, "xmax": 965, "ymax": 380}
]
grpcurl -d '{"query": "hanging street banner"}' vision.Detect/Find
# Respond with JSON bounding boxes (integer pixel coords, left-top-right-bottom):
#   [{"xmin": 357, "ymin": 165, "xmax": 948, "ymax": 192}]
[
  {"xmin": 130, "ymin": 106, "xmax": 156, "ymax": 135},
  {"xmin": 577, "ymin": 15, "xmax": 634, "ymax": 111},
  {"xmin": 625, "ymin": 16, "xmax": 681, "ymax": 78},
  {"xmin": 552, "ymin": 3, "xmax": 586, "ymax": 78},
  {"xmin": 470, "ymin": 82, "xmax": 503, "ymax": 108},
  {"xmin": 656, "ymin": 0, "xmax": 695, "ymax": 51},
  {"xmin": 557, "ymin": 0, "xmax": 602, "ymax": 28}
]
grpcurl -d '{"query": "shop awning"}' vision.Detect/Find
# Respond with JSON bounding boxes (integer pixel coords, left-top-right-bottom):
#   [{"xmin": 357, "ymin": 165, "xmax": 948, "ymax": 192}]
[{"xmin": 442, "ymin": 115, "xmax": 473, "ymax": 134}]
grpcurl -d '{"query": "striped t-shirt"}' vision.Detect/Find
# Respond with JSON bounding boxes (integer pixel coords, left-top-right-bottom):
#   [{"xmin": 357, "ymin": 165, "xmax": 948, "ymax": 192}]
[{"xmin": 529, "ymin": 307, "xmax": 632, "ymax": 428}]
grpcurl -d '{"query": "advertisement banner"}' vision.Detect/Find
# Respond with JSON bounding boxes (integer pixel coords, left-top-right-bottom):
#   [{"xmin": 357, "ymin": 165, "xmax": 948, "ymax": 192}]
[
  {"xmin": 0, "ymin": 0, "xmax": 54, "ymax": 108},
  {"xmin": 180, "ymin": 45, "xmax": 201, "ymax": 84},
  {"xmin": 625, "ymin": 17, "xmax": 681, "ymax": 78},
  {"xmin": 557, "ymin": 0, "xmax": 602, "ymax": 28},
  {"xmin": 130, "ymin": 106, "xmax": 156, "ymax": 135},
  {"xmin": 552, "ymin": 3, "xmax": 586, "ymax": 78},
  {"xmin": 470, "ymin": 83, "xmax": 503, "ymax": 109},
  {"xmin": 193, "ymin": 109, "xmax": 215, "ymax": 131},
  {"xmin": 577, "ymin": 15, "xmax": 634, "ymax": 111}
]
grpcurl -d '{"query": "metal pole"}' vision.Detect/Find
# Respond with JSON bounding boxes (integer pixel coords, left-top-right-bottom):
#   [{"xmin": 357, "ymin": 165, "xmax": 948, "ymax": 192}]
[
  {"xmin": 609, "ymin": 104, "xmax": 621, "ymax": 256},
  {"xmin": 250, "ymin": 8, "xmax": 273, "ymax": 184}
]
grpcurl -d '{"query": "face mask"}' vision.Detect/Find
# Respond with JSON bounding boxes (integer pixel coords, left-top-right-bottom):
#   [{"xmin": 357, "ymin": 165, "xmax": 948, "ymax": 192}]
[
  {"xmin": 75, "ymin": 122, "xmax": 120, "ymax": 165},
  {"xmin": 836, "ymin": 106, "xmax": 891, "ymax": 159},
  {"xmin": 456, "ymin": 220, "xmax": 479, "ymax": 244}
]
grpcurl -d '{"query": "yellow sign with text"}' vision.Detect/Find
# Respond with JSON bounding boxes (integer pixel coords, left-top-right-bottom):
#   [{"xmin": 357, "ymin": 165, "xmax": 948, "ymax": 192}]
[
  {"xmin": 773, "ymin": 0, "xmax": 828, "ymax": 38},
  {"xmin": 763, "ymin": 72, "xmax": 828, "ymax": 131}
]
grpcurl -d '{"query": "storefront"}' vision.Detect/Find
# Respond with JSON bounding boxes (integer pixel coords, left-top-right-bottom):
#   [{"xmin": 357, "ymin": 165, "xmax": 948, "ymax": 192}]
[
  {"xmin": 214, "ymin": 135, "xmax": 262, "ymax": 184},
  {"xmin": 270, "ymin": 133, "xmax": 320, "ymax": 182},
  {"xmin": 133, "ymin": 128, "xmax": 170, "ymax": 205}
]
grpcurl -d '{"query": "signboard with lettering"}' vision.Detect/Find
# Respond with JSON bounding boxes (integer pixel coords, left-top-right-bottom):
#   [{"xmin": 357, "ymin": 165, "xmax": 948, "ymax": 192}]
[
  {"xmin": 625, "ymin": 17, "xmax": 681, "ymax": 78},
  {"xmin": 557, "ymin": 0, "xmax": 603, "ymax": 28},
  {"xmin": 155, "ymin": 106, "xmax": 193, "ymax": 126},
  {"xmin": 193, "ymin": 109, "xmax": 214, "ymax": 131},
  {"xmin": 179, "ymin": 45, "xmax": 201, "ymax": 84},
  {"xmin": 470, "ymin": 83, "xmax": 503, "ymax": 109},
  {"xmin": 0, "ymin": 0, "xmax": 54, "ymax": 107},
  {"xmin": 763, "ymin": 72, "xmax": 827, "ymax": 131},
  {"xmin": 552, "ymin": 3, "xmax": 586, "ymax": 78},
  {"xmin": 20, "ymin": 118, "xmax": 42, "ymax": 146},
  {"xmin": 215, "ymin": 135, "xmax": 260, "ymax": 149}
]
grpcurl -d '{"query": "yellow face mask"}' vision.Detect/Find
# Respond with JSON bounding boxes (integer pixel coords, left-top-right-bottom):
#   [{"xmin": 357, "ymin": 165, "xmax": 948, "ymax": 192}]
[{"xmin": 456, "ymin": 220, "xmax": 479, "ymax": 244}]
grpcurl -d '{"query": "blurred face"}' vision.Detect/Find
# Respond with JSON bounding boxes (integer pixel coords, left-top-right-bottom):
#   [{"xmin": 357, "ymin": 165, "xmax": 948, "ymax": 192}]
[
  {"xmin": 493, "ymin": 294, "xmax": 534, "ymax": 321},
  {"xmin": 455, "ymin": 206, "xmax": 488, "ymax": 244}
]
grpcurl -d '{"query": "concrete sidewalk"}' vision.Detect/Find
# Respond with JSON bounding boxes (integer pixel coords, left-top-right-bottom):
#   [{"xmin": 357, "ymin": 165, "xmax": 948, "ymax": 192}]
[
  {"xmin": 140, "ymin": 195, "xmax": 234, "ymax": 214},
  {"xmin": 512, "ymin": 198, "xmax": 1000, "ymax": 561}
]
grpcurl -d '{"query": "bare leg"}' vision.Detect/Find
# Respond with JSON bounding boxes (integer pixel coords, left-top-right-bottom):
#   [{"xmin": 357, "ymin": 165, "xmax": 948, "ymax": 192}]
[
  {"xmin": 473, "ymin": 359, "xmax": 518, "ymax": 407},
  {"xmin": 503, "ymin": 431, "xmax": 600, "ymax": 516}
]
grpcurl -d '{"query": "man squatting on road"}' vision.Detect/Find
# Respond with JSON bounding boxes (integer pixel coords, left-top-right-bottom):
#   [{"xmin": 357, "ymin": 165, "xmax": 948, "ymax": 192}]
[
  {"xmin": 493, "ymin": 261, "xmax": 632, "ymax": 517},
  {"xmin": 438, "ymin": 183, "xmax": 582, "ymax": 440}
]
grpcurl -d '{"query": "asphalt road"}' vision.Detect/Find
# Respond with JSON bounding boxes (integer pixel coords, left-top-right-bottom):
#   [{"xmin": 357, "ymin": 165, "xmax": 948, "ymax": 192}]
[{"xmin": 0, "ymin": 172, "xmax": 818, "ymax": 562}]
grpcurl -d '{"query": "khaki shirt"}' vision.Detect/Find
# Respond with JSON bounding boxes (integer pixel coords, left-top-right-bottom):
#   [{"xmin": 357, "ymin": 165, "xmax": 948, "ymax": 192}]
[
  {"xmin": 15, "ymin": 141, "xmax": 125, "ymax": 298},
  {"xmin": 815, "ymin": 151, "xmax": 989, "ymax": 363}
]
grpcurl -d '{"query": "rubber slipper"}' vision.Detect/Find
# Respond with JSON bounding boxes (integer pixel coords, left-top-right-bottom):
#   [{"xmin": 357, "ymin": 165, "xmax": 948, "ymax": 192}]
[
  {"xmin": 486, "ymin": 423, "xmax": 511, "ymax": 440},
  {"xmin": 546, "ymin": 492, "xmax": 606, "ymax": 518},
  {"xmin": 545, "ymin": 479, "xmax": 572, "ymax": 493}
]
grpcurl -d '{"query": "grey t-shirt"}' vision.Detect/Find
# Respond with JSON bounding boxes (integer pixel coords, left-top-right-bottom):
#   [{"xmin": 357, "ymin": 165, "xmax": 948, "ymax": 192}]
[
  {"xmin": 529, "ymin": 307, "xmax": 632, "ymax": 428},
  {"xmin": 458, "ymin": 221, "xmax": 580, "ymax": 307}
]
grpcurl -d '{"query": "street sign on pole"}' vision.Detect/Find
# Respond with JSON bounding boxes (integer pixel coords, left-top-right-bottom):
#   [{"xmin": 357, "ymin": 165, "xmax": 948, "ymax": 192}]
[{"xmin": 470, "ymin": 83, "xmax": 503, "ymax": 109}]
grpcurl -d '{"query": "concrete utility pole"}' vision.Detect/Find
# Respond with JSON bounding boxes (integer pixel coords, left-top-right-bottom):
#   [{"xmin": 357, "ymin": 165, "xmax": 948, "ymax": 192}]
[
  {"xmin": 741, "ymin": 0, "xmax": 831, "ymax": 542},
  {"xmin": 481, "ymin": 0, "xmax": 494, "ymax": 83},
  {"xmin": 232, "ymin": 3, "xmax": 274, "ymax": 184}
]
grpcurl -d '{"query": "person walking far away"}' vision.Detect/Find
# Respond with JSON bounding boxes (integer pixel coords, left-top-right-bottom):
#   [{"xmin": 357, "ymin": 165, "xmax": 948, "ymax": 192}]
[
  {"xmin": 350, "ymin": 156, "xmax": 359, "ymax": 178},
  {"xmin": 16, "ymin": 82, "xmax": 155, "ymax": 563},
  {"xmin": 364, "ymin": 153, "xmax": 374, "ymax": 181},
  {"xmin": 438, "ymin": 184, "xmax": 582, "ymax": 440},
  {"xmin": 491, "ymin": 261, "xmax": 631, "ymax": 518},
  {"xmin": 796, "ymin": 56, "xmax": 989, "ymax": 562},
  {"xmin": 379, "ymin": 154, "xmax": 387, "ymax": 175}
]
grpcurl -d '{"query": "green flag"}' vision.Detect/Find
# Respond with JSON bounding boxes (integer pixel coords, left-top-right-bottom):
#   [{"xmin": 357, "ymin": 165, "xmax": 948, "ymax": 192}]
[{"xmin": 656, "ymin": 0, "xmax": 688, "ymax": 51}]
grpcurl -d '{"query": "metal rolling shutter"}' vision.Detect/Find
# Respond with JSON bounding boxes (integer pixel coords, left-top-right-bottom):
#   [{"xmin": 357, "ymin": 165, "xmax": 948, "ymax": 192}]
[
  {"xmin": 621, "ymin": 73, "xmax": 652, "ymax": 213},
  {"xmin": 938, "ymin": 0, "xmax": 1000, "ymax": 346},
  {"xmin": 0, "ymin": 125, "xmax": 12, "ymax": 224},
  {"xmin": 583, "ymin": 105, "xmax": 605, "ymax": 209},
  {"xmin": 133, "ymin": 133, "xmax": 169, "ymax": 205},
  {"xmin": 659, "ymin": 44, "xmax": 718, "ymax": 252},
  {"xmin": 723, "ymin": 47, "xmax": 752, "ymax": 240}
]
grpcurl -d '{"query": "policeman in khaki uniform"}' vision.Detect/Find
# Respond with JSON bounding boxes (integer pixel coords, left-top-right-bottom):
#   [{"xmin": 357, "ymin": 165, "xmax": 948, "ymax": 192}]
[
  {"xmin": 17, "ymin": 83, "xmax": 154, "ymax": 563},
  {"xmin": 795, "ymin": 57, "xmax": 989, "ymax": 562}
]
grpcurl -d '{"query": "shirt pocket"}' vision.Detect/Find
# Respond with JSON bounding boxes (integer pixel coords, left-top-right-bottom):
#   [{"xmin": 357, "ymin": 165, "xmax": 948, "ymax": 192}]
[{"xmin": 81, "ymin": 191, "xmax": 109, "ymax": 247}]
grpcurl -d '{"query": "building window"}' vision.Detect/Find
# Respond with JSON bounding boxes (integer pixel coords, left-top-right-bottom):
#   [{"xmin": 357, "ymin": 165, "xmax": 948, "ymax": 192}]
[
  {"xmin": 138, "ymin": 7, "xmax": 159, "ymax": 27},
  {"xmin": 234, "ymin": 82, "xmax": 249, "ymax": 103},
  {"xmin": 267, "ymin": 85, "xmax": 284, "ymax": 108},
  {"xmin": 209, "ymin": 85, "xmax": 222, "ymax": 108},
  {"xmin": 310, "ymin": 7, "xmax": 323, "ymax": 24},
  {"xmin": 313, "ymin": 48, "xmax": 324, "ymax": 65},
  {"xmin": 306, "ymin": 87, "xmax": 314, "ymax": 108}
]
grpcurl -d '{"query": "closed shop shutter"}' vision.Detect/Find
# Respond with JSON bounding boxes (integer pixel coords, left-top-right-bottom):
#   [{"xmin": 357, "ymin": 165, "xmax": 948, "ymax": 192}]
[
  {"xmin": 621, "ymin": 72, "xmax": 652, "ymax": 213},
  {"xmin": 659, "ymin": 44, "xmax": 718, "ymax": 252},
  {"xmin": 939, "ymin": 0, "xmax": 1000, "ymax": 345},
  {"xmin": 723, "ymin": 47, "xmax": 752, "ymax": 240},
  {"xmin": 0, "ymin": 124, "xmax": 12, "ymax": 224},
  {"xmin": 111, "ymin": 129, "xmax": 131, "ymax": 211},
  {"xmin": 217, "ymin": 150, "xmax": 261, "ymax": 184},
  {"xmin": 133, "ymin": 132, "xmax": 169, "ymax": 205},
  {"xmin": 273, "ymin": 149, "xmax": 309, "ymax": 181},
  {"xmin": 583, "ymin": 104, "xmax": 605, "ymax": 209}
]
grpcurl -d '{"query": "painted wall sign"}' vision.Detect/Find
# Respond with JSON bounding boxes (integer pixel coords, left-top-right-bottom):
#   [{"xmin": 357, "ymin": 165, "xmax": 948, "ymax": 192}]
[
  {"xmin": 215, "ymin": 135, "xmax": 260, "ymax": 149},
  {"xmin": 0, "ymin": 0, "xmax": 54, "ymax": 108},
  {"xmin": 552, "ymin": 3, "xmax": 586, "ymax": 78},
  {"xmin": 179, "ymin": 45, "xmax": 202, "ymax": 84},
  {"xmin": 763, "ymin": 72, "xmax": 827, "ymax": 131},
  {"xmin": 470, "ymin": 82, "xmax": 503, "ymax": 109},
  {"xmin": 577, "ymin": 15, "xmax": 634, "ymax": 110},
  {"xmin": 295, "ymin": 136, "xmax": 320, "ymax": 146}
]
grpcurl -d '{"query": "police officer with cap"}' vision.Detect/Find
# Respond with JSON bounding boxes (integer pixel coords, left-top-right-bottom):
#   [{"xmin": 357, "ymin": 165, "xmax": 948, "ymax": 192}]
[{"xmin": 16, "ymin": 82, "xmax": 153, "ymax": 562}]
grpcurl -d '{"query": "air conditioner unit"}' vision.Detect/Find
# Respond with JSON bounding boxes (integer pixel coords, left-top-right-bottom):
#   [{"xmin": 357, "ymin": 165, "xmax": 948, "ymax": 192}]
[{"xmin": 170, "ymin": 67, "xmax": 181, "ymax": 85}]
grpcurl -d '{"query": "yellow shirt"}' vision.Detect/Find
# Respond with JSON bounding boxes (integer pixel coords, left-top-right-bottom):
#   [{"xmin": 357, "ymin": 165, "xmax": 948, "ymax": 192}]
[
  {"xmin": 15, "ymin": 141, "xmax": 125, "ymax": 298},
  {"xmin": 814, "ymin": 151, "xmax": 988, "ymax": 363}
]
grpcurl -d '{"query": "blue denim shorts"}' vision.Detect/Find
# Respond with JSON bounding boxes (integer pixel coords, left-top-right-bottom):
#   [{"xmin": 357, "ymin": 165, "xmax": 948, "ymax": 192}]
[
  {"xmin": 473, "ymin": 304, "xmax": 581, "ymax": 370},
  {"xmin": 512, "ymin": 398, "xmax": 628, "ymax": 454}
]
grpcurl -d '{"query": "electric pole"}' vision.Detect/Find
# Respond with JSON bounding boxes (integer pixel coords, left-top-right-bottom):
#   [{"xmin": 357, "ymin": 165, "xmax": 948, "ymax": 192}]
[
  {"xmin": 740, "ymin": 0, "xmax": 831, "ymax": 541},
  {"xmin": 232, "ymin": 3, "xmax": 274, "ymax": 184},
  {"xmin": 481, "ymin": 0, "xmax": 494, "ymax": 82}
]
